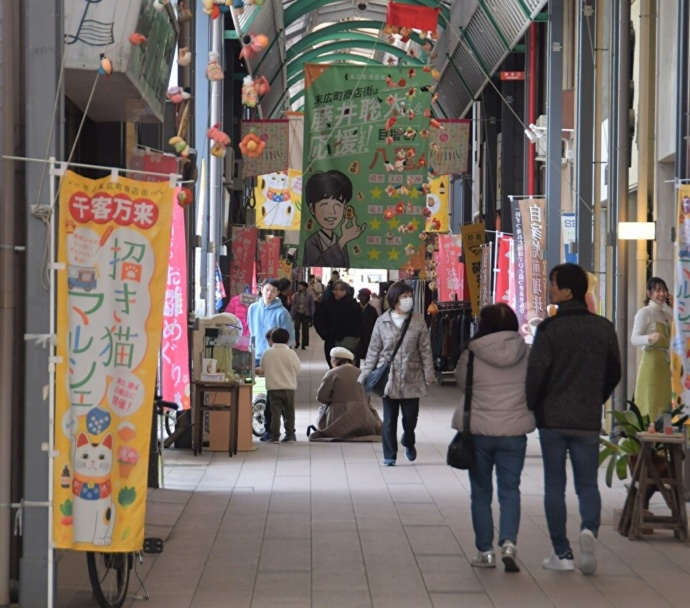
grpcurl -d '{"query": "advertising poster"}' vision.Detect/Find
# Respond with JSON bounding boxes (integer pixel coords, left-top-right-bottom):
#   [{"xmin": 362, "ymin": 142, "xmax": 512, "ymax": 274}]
[
  {"xmin": 54, "ymin": 170, "xmax": 173, "ymax": 551},
  {"xmin": 241, "ymin": 119, "xmax": 289, "ymax": 178},
  {"xmin": 254, "ymin": 169, "xmax": 302, "ymax": 231},
  {"xmin": 300, "ymin": 63, "xmax": 434, "ymax": 269},
  {"xmin": 424, "ymin": 176, "xmax": 450, "ymax": 233},
  {"xmin": 435, "ymin": 234, "xmax": 465, "ymax": 302},
  {"xmin": 671, "ymin": 185, "xmax": 690, "ymax": 407},
  {"xmin": 229, "ymin": 226, "xmax": 257, "ymax": 297},
  {"xmin": 461, "ymin": 222, "xmax": 486, "ymax": 314},
  {"xmin": 494, "ymin": 234, "xmax": 514, "ymax": 308}
]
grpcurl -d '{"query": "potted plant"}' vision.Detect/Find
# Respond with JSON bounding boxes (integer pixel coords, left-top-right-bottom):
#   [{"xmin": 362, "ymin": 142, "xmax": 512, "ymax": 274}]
[{"xmin": 598, "ymin": 400, "xmax": 688, "ymax": 488}]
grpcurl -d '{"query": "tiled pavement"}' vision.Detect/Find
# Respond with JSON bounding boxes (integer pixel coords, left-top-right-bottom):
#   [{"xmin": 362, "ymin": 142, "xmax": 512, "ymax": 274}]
[{"xmin": 57, "ymin": 338, "xmax": 690, "ymax": 607}]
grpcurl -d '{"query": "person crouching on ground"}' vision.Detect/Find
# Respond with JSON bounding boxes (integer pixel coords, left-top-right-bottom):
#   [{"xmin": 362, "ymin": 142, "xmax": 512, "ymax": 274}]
[
  {"xmin": 358, "ymin": 281, "xmax": 434, "ymax": 466},
  {"xmin": 258, "ymin": 328, "xmax": 302, "ymax": 443},
  {"xmin": 452, "ymin": 303, "xmax": 534, "ymax": 573}
]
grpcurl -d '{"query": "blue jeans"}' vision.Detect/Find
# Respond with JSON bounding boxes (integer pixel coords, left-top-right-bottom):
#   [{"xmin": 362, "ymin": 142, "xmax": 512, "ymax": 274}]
[
  {"xmin": 381, "ymin": 398, "xmax": 419, "ymax": 460},
  {"xmin": 469, "ymin": 435, "xmax": 527, "ymax": 552},
  {"xmin": 539, "ymin": 429, "xmax": 601, "ymax": 556}
]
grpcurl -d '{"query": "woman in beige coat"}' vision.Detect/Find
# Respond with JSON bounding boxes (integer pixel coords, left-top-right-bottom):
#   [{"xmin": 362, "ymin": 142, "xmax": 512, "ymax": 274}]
[
  {"xmin": 308, "ymin": 347, "xmax": 382, "ymax": 441},
  {"xmin": 358, "ymin": 281, "xmax": 434, "ymax": 466}
]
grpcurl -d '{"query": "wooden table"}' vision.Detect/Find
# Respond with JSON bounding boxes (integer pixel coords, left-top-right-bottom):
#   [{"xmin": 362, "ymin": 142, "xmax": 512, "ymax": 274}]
[
  {"xmin": 617, "ymin": 432, "xmax": 688, "ymax": 541},
  {"xmin": 192, "ymin": 380, "xmax": 240, "ymax": 457}
]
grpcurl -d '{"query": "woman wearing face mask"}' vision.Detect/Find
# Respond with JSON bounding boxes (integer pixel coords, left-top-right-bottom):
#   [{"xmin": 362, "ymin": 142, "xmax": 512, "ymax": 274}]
[{"xmin": 358, "ymin": 281, "xmax": 435, "ymax": 466}]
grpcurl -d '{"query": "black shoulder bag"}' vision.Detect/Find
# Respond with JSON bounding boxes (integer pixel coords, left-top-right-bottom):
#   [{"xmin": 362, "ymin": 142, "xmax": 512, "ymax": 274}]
[
  {"xmin": 364, "ymin": 314, "xmax": 412, "ymax": 397},
  {"xmin": 447, "ymin": 351, "xmax": 475, "ymax": 470}
]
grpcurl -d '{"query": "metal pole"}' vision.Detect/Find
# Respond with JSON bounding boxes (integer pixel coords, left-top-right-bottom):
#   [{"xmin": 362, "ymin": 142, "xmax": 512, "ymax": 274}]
[
  {"xmin": 20, "ymin": 0, "xmax": 62, "ymax": 605},
  {"xmin": 575, "ymin": 0, "xmax": 596, "ymax": 271},
  {"xmin": 0, "ymin": 1, "xmax": 17, "ymax": 603},
  {"xmin": 546, "ymin": 0, "xmax": 564, "ymax": 271},
  {"xmin": 592, "ymin": 0, "xmax": 605, "ymax": 282}
]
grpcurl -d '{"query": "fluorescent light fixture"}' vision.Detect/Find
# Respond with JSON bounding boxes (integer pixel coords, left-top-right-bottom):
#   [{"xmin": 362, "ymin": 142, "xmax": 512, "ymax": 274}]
[{"xmin": 618, "ymin": 221, "xmax": 655, "ymax": 240}]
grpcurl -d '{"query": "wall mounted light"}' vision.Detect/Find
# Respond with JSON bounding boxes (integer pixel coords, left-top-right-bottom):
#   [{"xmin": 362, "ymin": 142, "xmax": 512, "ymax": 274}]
[{"xmin": 618, "ymin": 221, "xmax": 656, "ymax": 240}]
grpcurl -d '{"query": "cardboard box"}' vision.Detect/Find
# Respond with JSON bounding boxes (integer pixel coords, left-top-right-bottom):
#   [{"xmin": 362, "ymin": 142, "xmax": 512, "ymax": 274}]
[{"xmin": 205, "ymin": 384, "xmax": 255, "ymax": 452}]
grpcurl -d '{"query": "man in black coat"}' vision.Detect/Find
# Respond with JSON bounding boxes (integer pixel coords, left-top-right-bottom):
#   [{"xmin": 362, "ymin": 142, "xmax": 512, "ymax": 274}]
[
  {"xmin": 313, "ymin": 280, "xmax": 362, "ymax": 368},
  {"xmin": 356, "ymin": 288, "xmax": 379, "ymax": 362},
  {"xmin": 526, "ymin": 263, "xmax": 621, "ymax": 576}
]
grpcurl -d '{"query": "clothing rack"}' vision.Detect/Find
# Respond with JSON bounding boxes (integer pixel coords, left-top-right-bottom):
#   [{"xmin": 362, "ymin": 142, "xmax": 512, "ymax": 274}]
[{"xmin": 429, "ymin": 301, "xmax": 474, "ymax": 384}]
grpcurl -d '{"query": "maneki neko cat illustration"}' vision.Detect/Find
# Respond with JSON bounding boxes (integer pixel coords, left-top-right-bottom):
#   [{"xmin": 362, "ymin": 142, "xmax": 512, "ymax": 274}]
[
  {"xmin": 260, "ymin": 171, "xmax": 295, "ymax": 228},
  {"xmin": 72, "ymin": 432, "xmax": 115, "ymax": 546}
]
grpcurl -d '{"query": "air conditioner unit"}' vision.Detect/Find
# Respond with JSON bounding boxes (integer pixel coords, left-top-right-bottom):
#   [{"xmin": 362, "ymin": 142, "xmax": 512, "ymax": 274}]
[{"xmin": 223, "ymin": 149, "xmax": 244, "ymax": 191}]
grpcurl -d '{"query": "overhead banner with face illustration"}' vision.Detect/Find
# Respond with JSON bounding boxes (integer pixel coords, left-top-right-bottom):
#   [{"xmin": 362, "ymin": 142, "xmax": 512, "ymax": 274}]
[
  {"xmin": 254, "ymin": 169, "xmax": 302, "ymax": 230},
  {"xmin": 300, "ymin": 63, "xmax": 434, "ymax": 269},
  {"xmin": 53, "ymin": 170, "xmax": 173, "ymax": 552}
]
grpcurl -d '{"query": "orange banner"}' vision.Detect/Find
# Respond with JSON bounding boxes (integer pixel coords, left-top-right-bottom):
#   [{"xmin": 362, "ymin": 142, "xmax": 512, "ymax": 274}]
[{"xmin": 53, "ymin": 171, "xmax": 174, "ymax": 551}]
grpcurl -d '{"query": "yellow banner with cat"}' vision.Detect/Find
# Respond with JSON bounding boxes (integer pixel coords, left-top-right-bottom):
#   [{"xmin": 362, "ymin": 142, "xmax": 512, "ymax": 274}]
[{"xmin": 53, "ymin": 171, "xmax": 174, "ymax": 551}]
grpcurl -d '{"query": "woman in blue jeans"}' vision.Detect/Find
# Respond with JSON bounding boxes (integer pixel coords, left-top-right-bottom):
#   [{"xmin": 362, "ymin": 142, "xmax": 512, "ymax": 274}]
[{"xmin": 452, "ymin": 304, "xmax": 535, "ymax": 573}]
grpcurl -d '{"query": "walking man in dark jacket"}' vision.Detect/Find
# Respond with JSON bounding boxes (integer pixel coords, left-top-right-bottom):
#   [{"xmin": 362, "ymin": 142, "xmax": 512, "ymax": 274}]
[
  {"xmin": 526, "ymin": 263, "xmax": 621, "ymax": 576},
  {"xmin": 313, "ymin": 280, "xmax": 362, "ymax": 368}
]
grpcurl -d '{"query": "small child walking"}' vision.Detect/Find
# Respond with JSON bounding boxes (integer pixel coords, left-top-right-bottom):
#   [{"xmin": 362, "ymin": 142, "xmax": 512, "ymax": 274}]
[{"xmin": 259, "ymin": 327, "xmax": 301, "ymax": 442}]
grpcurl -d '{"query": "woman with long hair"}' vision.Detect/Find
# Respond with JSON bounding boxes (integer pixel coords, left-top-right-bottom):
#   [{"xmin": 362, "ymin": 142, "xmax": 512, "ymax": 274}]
[{"xmin": 452, "ymin": 303, "xmax": 535, "ymax": 573}]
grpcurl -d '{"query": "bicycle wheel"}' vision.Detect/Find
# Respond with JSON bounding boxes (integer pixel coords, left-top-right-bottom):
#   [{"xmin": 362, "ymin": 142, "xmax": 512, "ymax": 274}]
[
  {"xmin": 252, "ymin": 395, "xmax": 266, "ymax": 437},
  {"xmin": 164, "ymin": 409, "xmax": 176, "ymax": 437},
  {"xmin": 86, "ymin": 551, "xmax": 131, "ymax": 608}
]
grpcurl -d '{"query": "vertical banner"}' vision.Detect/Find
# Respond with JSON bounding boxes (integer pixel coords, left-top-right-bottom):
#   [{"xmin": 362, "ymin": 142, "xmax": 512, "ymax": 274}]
[
  {"xmin": 229, "ymin": 226, "xmax": 257, "ymax": 297},
  {"xmin": 435, "ymin": 234, "xmax": 465, "ymax": 301},
  {"xmin": 54, "ymin": 171, "xmax": 173, "ymax": 551},
  {"xmin": 479, "ymin": 243, "xmax": 492, "ymax": 309},
  {"xmin": 672, "ymin": 185, "xmax": 690, "ymax": 407},
  {"xmin": 561, "ymin": 212, "xmax": 577, "ymax": 263},
  {"xmin": 254, "ymin": 169, "xmax": 303, "ymax": 230},
  {"xmin": 494, "ymin": 234, "xmax": 514, "ymax": 306},
  {"xmin": 429, "ymin": 119, "xmax": 471, "ymax": 176},
  {"xmin": 461, "ymin": 222, "xmax": 486, "ymax": 314},
  {"xmin": 424, "ymin": 176, "xmax": 450, "ymax": 232},
  {"xmin": 256, "ymin": 237, "xmax": 281, "ymax": 283},
  {"xmin": 241, "ymin": 119, "xmax": 289, "ymax": 178},
  {"xmin": 161, "ymin": 200, "xmax": 191, "ymax": 411},
  {"xmin": 301, "ymin": 64, "xmax": 433, "ymax": 269},
  {"xmin": 511, "ymin": 197, "xmax": 547, "ymax": 343}
]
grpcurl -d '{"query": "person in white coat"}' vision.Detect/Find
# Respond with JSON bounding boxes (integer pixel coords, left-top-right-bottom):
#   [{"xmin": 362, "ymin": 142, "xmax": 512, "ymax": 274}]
[
  {"xmin": 452, "ymin": 303, "xmax": 535, "ymax": 573},
  {"xmin": 631, "ymin": 277, "xmax": 673, "ymax": 420}
]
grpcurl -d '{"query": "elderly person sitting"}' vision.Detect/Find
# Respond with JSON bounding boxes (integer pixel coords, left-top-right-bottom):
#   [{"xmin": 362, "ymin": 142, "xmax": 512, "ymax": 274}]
[{"xmin": 307, "ymin": 347, "xmax": 383, "ymax": 442}]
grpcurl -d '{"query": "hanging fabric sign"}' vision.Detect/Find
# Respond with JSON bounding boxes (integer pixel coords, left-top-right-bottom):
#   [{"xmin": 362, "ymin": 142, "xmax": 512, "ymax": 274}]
[
  {"xmin": 241, "ymin": 119, "xmax": 289, "ymax": 178},
  {"xmin": 479, "ymin": 243, "xmax": 492, "ymax": 309},
  {"xmin": 386, "ymin": 1, "xmax": 441, "ymax": 31},
  {"xmin": 435, "ymin": 234, "xmax": 465, "ymax": 302},
  {"xmin": 461, "ymin": 222, "xmax": 486, "ymax": 314},
  {"xmin": 257, "ymin": 237, "xmax": 281, "ymax": 283},
  {"xmin": 229, "ymin": 226, "xmax": 257, "ymax": 297},
  {"xmin": 671, "ymin": 185, "xmax": 690, "ymax": 406},
  {"xmin": 300, "ymin": 63, "xmax": 433, "ymax": 269},
  {"xmin": 424, "ymin": 176, "xmax": 450, "ymax": 232},
  {"xmin": 54, "ymin": 170, "xmax": 174, "ymax": 551},
  {"xmin": 494, "ymin": 234, "xmax": 514, "ymax": 307},
  {"xmin": 511, "ymin": 197, "xmax": 547, "ymax": 343},
  {"xmin": 429, "ymin": 119, "xmax": 471, "ymax": 176},
  {"xmin": 254, "ymin": 169, "xmax": 303, "ymax": 230}
]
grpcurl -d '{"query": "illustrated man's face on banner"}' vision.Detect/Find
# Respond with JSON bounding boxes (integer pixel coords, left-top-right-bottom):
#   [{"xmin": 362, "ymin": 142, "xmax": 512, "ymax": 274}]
[{"xmin": 311, "ymin": 196, "xmax": 344, "ymax": 232}]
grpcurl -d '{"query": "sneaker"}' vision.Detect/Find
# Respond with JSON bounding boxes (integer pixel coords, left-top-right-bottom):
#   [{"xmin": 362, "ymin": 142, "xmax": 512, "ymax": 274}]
[
  {"xmin": 301, "ymin": 346, "xmax": 306, "ymax": 350},
  {"xmin": 267, "ymin": 435, "xmax": 280, "ymax": 444},
  {"xmin": 578, "ymin": 529, "xmax": 597, "ymax": 575},
  {"xmin": 383, "ymin": 459, "xmax": 396, "ymax": 466},
  {"xmin": 259, "ymin": 432, "xmax": 272, "ymax": 442},
  {"xmin": 281, "ymin": 433, "xmax": 297, "ymax": 443},
  {"xmin": 542, "ymin": 551, "xmax": 575, "ymax": 571},
  {"xmin": 470, "ymin": 550, "xmax": 496, "ymax": 568},
  {"xmin": 404, "ymin": 446, "xmax": 417, "ymax": 462},
  {"xmin": 501, "ymin": 541, "xmax": 520, "ymax": 573}
]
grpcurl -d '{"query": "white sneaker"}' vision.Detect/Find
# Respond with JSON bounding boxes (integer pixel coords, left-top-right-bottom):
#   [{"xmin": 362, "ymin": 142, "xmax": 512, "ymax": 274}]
[
  {"xmin": 542, "ymin": 552, "xmax": 575, "ymax": 571},
  {"xmin": 470, "ymin": 550, "xmax": 496, "ymax": 568},
  {"xmin": 579, "ymin": 529, "xmax": 597, "ymax": 575},
  {"xmin": 501, "ymin": 541, "xmax": 520, "ymax": 573}
]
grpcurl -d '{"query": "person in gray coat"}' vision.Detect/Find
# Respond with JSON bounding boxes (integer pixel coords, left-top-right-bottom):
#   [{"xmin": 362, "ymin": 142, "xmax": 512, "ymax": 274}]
[
  {"xmin": 358, "ymin": 281, "xmax": 434, "ymax": 466},
  {"xmin": 452, "ymin": 303, "xmax": 535, "ymax": 573}
]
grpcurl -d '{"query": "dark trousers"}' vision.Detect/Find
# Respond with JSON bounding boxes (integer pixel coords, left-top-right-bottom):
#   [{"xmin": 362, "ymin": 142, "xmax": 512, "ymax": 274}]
[
  {"xmin": 324, "ymin": 339, "xmax": 335, "ymax": 368},
  {"xmin": 381, "ymin": 397, "xmax": 419, "ymax": 460},
  {"xmin": 268, "ymin": 389, "xmax": 295, "ymax": 437},
  {"xmin": 294, "ymin": 313, "xmax": 310, "ymax": 348}
]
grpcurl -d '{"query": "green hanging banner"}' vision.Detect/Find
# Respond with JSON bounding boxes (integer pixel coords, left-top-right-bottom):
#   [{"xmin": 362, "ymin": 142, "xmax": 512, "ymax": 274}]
[{"xmin": 300, "ymin": 64, "xmax": 436, "ymax": 270}]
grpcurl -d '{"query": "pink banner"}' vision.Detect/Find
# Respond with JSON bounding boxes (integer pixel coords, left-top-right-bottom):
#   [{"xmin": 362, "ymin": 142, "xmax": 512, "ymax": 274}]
[
  {"xmin": 435, "ymin": 234, "xmax": 465, "ymax": 302},
  {"xmin": 161, "ymin": 198, "xmax": 191, "ymax": 410},
  {"xmin": 229, "ymin": 226, "xmax": 257, "ymax": 297},
  {"xmin": 257, "ymin": 237, "xmax": 281, "ymax": 282},
  {"xmin": 495, "ymin": 235, "xmax": 513, "ymax": 306}
]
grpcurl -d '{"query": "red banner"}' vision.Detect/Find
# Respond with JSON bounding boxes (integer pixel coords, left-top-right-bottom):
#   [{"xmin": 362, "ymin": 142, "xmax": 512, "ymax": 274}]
[
  {"xmin": 229, "ymin": 226, "xmax": 257, "ymax": 297},
  {"xmin": 495, "ymin": 235, "xmax": 513, "ymax": 307},
  {"xmin": 257, "ymin": 236, "xmax": 281, "ymax": 283},
  {"xmin": 435, "ymin": 234, "xmax": 466, "ymax": 302},
  {"xmin": 386, "ymin": 1, "xmax": 440, "ymax": 31}
]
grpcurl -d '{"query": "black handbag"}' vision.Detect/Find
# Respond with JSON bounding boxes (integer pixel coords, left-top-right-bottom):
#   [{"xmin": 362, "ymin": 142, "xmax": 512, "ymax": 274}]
[
  {"xmin": 447, "ymin": 351, "xmax": 475, "ymax": 470},
  {"xmin": 364, "ymin": 314, "xmax": 411, "ymax": 397}
]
